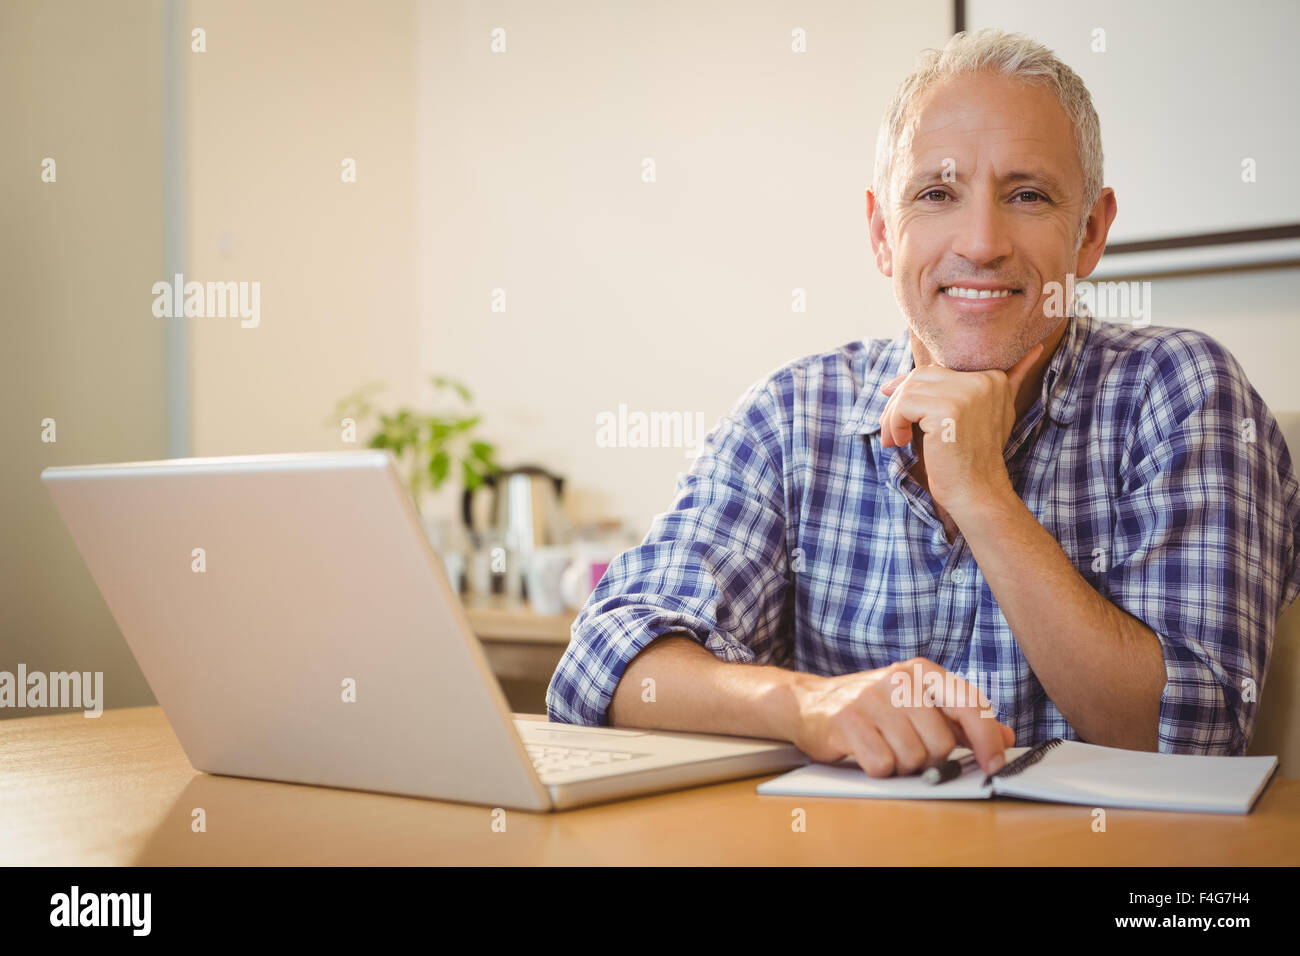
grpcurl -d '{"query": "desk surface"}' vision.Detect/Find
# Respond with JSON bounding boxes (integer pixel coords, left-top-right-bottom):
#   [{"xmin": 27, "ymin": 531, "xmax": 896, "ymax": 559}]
[{"xmin": 2, "ymin": 707, "xmax": 1296, "ymax": 865}]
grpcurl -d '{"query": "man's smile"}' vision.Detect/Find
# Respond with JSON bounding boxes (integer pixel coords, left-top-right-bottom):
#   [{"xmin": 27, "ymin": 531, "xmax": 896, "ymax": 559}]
[
  {"xmin": 937, "ymin": 284, "xmax": 1025, "ymax": 314},
  {"xmin": 939, "ymin": 285, "xmax": 1022, "ymax": 299}
]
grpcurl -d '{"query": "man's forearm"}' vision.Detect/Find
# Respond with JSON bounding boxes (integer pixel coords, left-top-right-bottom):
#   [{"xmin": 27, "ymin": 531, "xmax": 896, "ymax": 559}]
[
  {"xmin": 954, "ymin": 488, "xmax": 1168, "ymax": 750},
  {"xmin": 609, "ymin": 633, "xmax": 814, "ymax": 741}
]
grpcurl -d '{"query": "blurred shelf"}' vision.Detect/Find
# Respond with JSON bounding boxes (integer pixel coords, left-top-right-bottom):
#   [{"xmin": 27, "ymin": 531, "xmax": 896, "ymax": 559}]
[{"xmin": 461, "ymin": 592, "xmax": 576, "ymax": 645}]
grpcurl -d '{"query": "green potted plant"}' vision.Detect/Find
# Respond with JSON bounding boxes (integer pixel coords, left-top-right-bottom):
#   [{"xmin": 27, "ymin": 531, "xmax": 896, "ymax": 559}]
[{"xmin": 332, "ymin": 376, "xmax": 500, "ymax": 563}]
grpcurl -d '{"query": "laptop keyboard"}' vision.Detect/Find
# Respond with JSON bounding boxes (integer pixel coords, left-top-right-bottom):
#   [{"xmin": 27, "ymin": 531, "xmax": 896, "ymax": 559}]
[{"xmin": 526, "ymin": 743, "xmax": 652, "ymax": 775}]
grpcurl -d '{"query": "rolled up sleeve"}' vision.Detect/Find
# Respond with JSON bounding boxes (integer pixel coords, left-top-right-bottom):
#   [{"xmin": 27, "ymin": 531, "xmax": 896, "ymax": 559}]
[
  {"xmin": 1104, "ymin": 332, "xmax": 1300, "ymax": 755},
  {"xmin": 546, "ymin": 386, "xmax": 793, "ymax": 727}
]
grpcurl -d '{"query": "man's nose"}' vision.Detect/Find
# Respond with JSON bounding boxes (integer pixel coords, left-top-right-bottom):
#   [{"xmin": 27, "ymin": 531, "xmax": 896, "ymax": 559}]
[{"xmin": 949, "ymin": 194, "xmax": 1013, "ymax": 266}]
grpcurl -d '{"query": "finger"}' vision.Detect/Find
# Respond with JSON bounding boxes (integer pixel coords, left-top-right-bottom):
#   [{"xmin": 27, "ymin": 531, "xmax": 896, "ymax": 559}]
[
  {"xmin": 878, "ymin": 382, "xmax": 908, "ymax": 447},
  {"xmin": 935, "ymin": 679, "xmax": 1010, "ymax": 775},
  {"xmin": 845, "ymin": 722, "xmax": 897, "ymax": 778},
  {"xmin": 892, "ymin": 397, "xmax": 916, "ymax": 448},
  {"xmin": 888, "ymin": 391, "xmax": 955, "ymax": 444},
  {"xmin": 874, "ymin": 711, "xmax": 930, "ymax": 775},
  {"xmin": 1004, "ymin": 341, "xmax": 1044, "ymax": 395},
  {"xmin": 882, "ymin": 366, "xmax": 947, "ymax": 396},
  {"xmin": 945, "ymin": 714, "xmax": 1015, "ymax": 750},
  {"xmin": 883, "ymin": 387, "xmax": 928, "ymax": 448},
  {"xmin": 947, "ymin": 716, "xmax": 974, "ymax": 751},
  {"xmin": 878, "ymin": 389, "xmax": 896, "ymax": 446},
  {"xmin": 880, "ymin": 372, "xmax": 949, "ymax": 443},
  {"xmin": 899, "ymin": 365, "xmax": 950, "ymax": 384},
  {"xmin": 905, "ymin": 706, "xmax": 961, "ymax": 768}
]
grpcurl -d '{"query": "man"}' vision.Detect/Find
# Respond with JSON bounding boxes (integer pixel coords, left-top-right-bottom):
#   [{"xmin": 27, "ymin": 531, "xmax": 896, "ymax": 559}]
[{"xmin": 547, "ymin": 29, "xmax": 1300, "ymax": 777}]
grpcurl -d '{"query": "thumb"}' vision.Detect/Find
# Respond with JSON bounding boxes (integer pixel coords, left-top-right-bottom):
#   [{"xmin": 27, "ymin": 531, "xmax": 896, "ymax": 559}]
[
  {"xmin": 1004, "ymin": 341, "xmax": 1044, "ymax": 395},
  {"xmin": 879, "ymin": 371, "xmax": 907, "ymax": 395}
]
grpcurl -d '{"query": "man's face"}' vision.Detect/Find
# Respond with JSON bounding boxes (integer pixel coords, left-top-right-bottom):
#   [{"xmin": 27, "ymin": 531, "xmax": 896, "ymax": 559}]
[{"xmin": 875, "ymin": 71, "xmax": 1087, "ymax": 371}]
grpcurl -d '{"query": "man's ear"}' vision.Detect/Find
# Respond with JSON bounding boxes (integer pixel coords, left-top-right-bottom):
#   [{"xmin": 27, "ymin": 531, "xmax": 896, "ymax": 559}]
[
  {"xmin": 1073, "ymin": 187, "xmax": 1117, "ymax": 280},
  {"xmin": 866, "ymin": 187, "xmax": 894, "ymax": 278}
]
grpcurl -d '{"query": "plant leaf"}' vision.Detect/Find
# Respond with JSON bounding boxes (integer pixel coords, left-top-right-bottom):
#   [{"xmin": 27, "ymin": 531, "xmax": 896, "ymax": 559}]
[
  {"xmin": 429, "ymin": 450, "xmax": 451, "ymax": 488},
  {"xmin": 462, "ymin": 459, "xmax": 484, "ymax": 491},
  {"xmin": 431, "ymin": 375, "xmax": 473, "ymax": 404}
]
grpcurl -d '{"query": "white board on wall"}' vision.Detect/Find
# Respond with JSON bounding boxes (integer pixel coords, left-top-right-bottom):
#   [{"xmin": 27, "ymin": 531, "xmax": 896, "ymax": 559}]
[{"xmin": 964, "ymin": 0, "xmax": 1300, "ymax": 275}]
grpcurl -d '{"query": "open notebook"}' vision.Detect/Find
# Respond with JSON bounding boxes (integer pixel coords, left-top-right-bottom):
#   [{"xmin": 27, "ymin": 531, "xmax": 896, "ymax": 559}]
[{"xmin": 756, "ymin": 738, "xmax": 1279, "ymax": 814}]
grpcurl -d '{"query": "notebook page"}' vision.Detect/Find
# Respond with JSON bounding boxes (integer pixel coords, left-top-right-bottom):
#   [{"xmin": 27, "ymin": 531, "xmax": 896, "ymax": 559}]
[
  {"xmin": 756, "ymin": 747, "xmax": 1032, "ymax": 800},
  {"xmin": 992, "ymin": 741, "xmax": 1278, "ymax": 814}
]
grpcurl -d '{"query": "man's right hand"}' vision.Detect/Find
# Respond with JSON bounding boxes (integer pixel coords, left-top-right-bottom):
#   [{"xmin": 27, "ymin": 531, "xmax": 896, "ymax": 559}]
[{"xmin": 788, "ymin": 656, "xmax": 1015, "ymax": 777}]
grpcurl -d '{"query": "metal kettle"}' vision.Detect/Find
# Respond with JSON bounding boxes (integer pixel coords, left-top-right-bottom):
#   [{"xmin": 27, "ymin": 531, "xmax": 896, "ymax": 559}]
[{"xmin": 462, "ymin": 465, "xmax": 570, "ymax": 596}]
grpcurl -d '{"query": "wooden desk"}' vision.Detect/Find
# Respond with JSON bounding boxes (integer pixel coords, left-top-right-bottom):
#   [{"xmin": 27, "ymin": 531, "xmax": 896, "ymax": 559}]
[{"xmin": 2, "ymin": 707, "xmax": 1296, "ymax": 866}]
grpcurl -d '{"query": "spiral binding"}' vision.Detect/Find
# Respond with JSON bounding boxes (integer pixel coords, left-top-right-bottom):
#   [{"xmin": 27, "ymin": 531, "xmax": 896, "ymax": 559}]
[{"xmin": 981, "ymin": 737, "xmax": 1064, "ymax": 787}]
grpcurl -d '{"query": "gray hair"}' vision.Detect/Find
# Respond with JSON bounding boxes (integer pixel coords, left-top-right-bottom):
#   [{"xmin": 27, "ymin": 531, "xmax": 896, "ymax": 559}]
[{"xmin": 872, "ymin": 28, "xmax": 1104, "ymax": 251}]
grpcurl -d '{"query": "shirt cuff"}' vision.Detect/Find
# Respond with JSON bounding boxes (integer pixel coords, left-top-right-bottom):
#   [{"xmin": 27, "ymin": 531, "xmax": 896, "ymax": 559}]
[
  {"xmin": 546, "ymin": 607, "xmax": 755, "ymax": 727},
  {"xmin": 1154, "ymin": 630, "xmax": 1244, "ymax": 755}
]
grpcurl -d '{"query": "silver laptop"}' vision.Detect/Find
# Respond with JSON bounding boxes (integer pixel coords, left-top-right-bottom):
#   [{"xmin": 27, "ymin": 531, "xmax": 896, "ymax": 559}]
[{"xmin": 42, "ymin": 451, "xmax": 806, "ymax": 811}]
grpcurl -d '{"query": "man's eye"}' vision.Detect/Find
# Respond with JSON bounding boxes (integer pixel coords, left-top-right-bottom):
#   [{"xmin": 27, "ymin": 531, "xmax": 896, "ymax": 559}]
[
  {"xmin": 921, "ymin": 189, "xmax": 949, "ymax": 202},
  {"xmin": 1013, "ymin": 190, "xmax": 1046, "ymax": 203}
]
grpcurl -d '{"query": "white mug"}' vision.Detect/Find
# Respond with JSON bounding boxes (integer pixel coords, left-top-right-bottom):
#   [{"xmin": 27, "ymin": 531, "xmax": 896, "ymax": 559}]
[{"xmin": 525, "ymin": 547, "xmax": 572, "ymax": 615}]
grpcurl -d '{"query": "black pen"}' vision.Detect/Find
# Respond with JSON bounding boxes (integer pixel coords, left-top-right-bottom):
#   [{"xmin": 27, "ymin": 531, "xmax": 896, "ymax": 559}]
[{"xmin": 921, "ymin": 752, "xmax": 979, "ymax": 785}]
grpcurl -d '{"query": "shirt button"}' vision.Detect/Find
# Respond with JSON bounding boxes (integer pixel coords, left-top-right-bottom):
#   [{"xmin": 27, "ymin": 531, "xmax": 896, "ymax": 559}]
[{"xmin": 951, "ymin": 568, "xmax": 967, "ymax": 584}]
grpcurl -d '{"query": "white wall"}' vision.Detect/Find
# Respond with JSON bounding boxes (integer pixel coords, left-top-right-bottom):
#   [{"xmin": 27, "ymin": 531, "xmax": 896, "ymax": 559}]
[
  {"xmin": 186, "ymin": 0, "xmax": 421, "ymax": 457},
  {"xmin": 416, "ymin": 0, "xmax": 953, "ymax": 535},
  {"xmin": 1, "ymin": 0, "xmax": 169, "ymax": 715},
  {"xmin": 1109, "ymin": 267, "xmax": 1300, "ymax": 415}
]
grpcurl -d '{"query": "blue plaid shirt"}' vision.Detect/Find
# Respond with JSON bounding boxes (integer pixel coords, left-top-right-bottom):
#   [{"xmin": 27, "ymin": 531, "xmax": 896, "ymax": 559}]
[{"xmin": 548, "ymin": 311, "xmax": 1300, "ymax": 754}]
